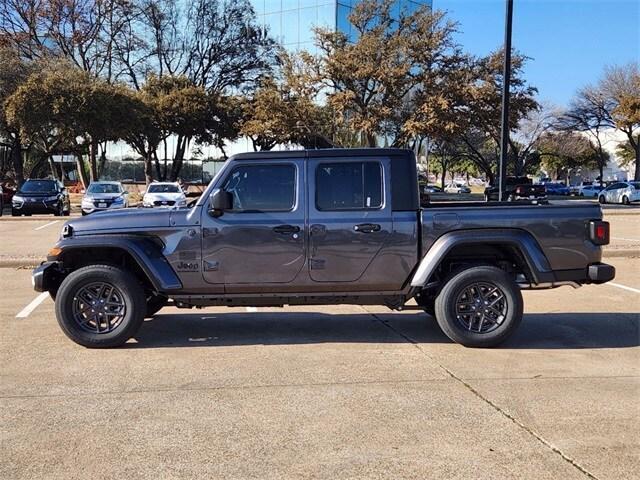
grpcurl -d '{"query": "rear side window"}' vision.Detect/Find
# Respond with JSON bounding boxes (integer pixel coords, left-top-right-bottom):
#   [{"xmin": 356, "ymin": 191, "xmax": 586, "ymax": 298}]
[
  {"xmin": 223, "ymin": 164, "xmax": 296, "ymax": 212},
  {"xmin": 316, "ymin": 162, "xmax": 382, "ymax": 210}
]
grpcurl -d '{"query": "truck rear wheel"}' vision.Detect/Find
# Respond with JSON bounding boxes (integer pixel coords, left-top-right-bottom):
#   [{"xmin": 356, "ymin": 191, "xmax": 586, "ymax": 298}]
[
  {"xmin": 55, "ymin": 265, "xmax": 146, "ymax": 348},
  {"xmin": 434, "ymin": 266, "xmax": 523, "ymax": 348}
]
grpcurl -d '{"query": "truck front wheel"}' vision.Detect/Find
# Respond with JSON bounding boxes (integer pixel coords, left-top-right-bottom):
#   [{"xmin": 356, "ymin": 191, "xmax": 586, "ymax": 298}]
[
  {"xmin": 55, "ymin": 265, "xmax": 146, "ymax": 348},
  {"xmin": 434, "ymin": 266, "xmax": 523, "ymax": 348}
]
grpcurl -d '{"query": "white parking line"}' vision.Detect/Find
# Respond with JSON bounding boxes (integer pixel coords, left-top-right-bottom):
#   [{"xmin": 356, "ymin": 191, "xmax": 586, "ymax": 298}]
[
  {"xmin": 34, "ymin": 220, "xmax": 60, "ymax": 231},
  {"xmin": 16, "ymin": 292, "xmax": 50, "ymax": 318},
  {"xmin": 246, "ymin": 307, "xmax": 257, "ymax": 312},
  {"xmin": 611, "ymin": 237, "xmax": 639, "ymax": 242},
  {"xmin": 606, "ymin": 282, "xmax": 640, "ymax": 295}
]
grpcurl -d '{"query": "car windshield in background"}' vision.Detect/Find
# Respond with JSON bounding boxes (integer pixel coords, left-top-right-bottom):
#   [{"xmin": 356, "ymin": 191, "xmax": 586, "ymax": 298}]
[
  {"xmin": 88, "ymin": 183, "xmax": 121, "ymax": 194},
  {"xmin": 148, "ymin": 184, "xmax": 180, "ymax": 193},
  {"xmin": 629, "ymin": 182, "xmax": 640, "ymax": 189},
  {"xmin": 20, "ymin": 181, "xmax": 57, "ymax": 193}
]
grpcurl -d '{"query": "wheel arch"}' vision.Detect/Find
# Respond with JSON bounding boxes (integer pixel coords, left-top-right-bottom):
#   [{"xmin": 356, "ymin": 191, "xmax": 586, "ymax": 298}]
[
  {"xmin": 51, "ymin": 236, "xmax": 182, "ymax": 293},
  {"xmin": 410, "ymin": 229, "xmax": 552, "ymax": 288}
]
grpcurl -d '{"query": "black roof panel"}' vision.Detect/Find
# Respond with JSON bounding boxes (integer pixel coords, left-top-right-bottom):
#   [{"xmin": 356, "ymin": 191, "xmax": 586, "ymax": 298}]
[{"xmin": 230, "ymin": 148, "xmax": 413, "ymax": 161}]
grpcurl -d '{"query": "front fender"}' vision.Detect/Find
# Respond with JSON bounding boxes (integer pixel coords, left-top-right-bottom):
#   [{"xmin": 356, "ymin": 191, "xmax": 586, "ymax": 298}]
[
  {"xmin": 410, "ymin": 229, "xmax": 553, "ymax": 287},
  {"xmin": 49, "ymin": 235, "xmax": 182, "ymax": 292}
]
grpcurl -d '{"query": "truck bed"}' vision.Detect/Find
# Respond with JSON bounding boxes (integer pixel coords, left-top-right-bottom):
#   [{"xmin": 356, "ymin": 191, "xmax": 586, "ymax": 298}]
[{"xmin": 420, "ymin": 201, "xmax": 603, "ymax": 272}]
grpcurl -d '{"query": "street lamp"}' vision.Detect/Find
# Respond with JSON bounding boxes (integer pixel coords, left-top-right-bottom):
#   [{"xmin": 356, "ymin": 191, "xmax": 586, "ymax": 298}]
[{"xmin": 498, "ymin": 0, "xmax": 514, "ymax": 202}]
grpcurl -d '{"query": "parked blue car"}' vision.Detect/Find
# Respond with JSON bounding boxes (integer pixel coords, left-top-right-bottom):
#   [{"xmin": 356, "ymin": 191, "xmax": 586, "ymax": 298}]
[{"xmin": 544, "ymin": 183, "xmax": 570, "ymax": 196}]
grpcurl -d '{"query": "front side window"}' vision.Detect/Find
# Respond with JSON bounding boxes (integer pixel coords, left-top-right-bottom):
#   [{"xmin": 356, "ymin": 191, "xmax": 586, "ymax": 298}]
[
  {"xmin": 316, "ymin": 162, "xmax": 383, "ymax": 211},
  {"xmin": 223, "ymin": 164, "xmax": 296, "ymax": 212}
]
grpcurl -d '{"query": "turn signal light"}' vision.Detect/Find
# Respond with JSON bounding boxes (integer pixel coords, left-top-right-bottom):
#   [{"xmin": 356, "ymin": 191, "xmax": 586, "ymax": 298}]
[
  {"xmin": 588, "ymin": 220, "xmax": 609, "ymax": 245},
  {"xmin": 48, "ymin": 247, "xmax": 62, "ymax": 258}
]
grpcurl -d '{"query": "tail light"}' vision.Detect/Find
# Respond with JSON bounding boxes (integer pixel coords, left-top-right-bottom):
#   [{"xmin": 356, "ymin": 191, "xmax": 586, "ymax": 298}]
[
  {"xmin": 515, "ymin": 186, "xmax": 522, "ymax": 194},
  {"xmin": 588, "ymin": 220, "xmax": 609, "ymax": 245}
]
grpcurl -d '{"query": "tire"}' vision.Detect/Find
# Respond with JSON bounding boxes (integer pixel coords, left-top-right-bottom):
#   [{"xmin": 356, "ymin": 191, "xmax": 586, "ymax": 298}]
[
  {"xmin": 622, "ymin": 195, "xmax": 630, "ymax": 205},
  {"xmin": 598, "ymin": 195, "xmax": 606, "ymax": 204},
  {"xmin": 434, "ymin": 266, "xmax": 523, "ymax": 348},
  {"xmin": 55, "ymin": 264, "xmax": 146, "ymax": 348},
  {"xmin": 145, "ymin": 294, "xmax": 167, "ymax": 318},
  {"xmin": 54, "ymin": 203, "xmax": 64, "ymax": 216},
  {"xmin": 11, "ymin": 209, "xmax": 19, "ymax": 216}
]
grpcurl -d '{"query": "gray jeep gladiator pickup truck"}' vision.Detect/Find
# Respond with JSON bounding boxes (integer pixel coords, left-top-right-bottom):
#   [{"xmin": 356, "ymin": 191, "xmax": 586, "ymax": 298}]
[{"xmin": 33, "ymin": 148, "xmax": 615, "ymax": 348}]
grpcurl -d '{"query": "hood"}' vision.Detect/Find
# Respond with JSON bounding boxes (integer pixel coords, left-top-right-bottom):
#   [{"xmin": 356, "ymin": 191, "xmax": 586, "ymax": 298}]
[
  {"xmin": 144, "ymin": 192, "xmax": 184, "ymax": 202},
  {"xmin": 17, "ymin": 190, "xmax": 58, "ymax": 197},
  {"xmin": 63, "ymin": 206, "xmax": 197, "ymax": 236},
  {"xmin": 84, "ymin": 193, "xmax": 124, "ymax": 201},
  {"xmin": 66, "ymin": 207, "xmax": 174, "ymax": 235}
]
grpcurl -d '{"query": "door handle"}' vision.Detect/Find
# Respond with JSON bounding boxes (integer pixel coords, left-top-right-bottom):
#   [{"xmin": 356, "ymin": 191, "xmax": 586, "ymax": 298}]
[
  {"xmin": 354, "ymin": 223, "xmax": 381, "ymax": 233},
  {"xmin": 273, "ymin": 224, "xmax": 301, "ymax": 234}
]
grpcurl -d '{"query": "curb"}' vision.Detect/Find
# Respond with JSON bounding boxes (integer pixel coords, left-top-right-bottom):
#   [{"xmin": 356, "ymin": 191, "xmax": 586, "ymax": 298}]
[{"xmin": 1, "ymin": 249, "xmax": 638, "ymax": 270}]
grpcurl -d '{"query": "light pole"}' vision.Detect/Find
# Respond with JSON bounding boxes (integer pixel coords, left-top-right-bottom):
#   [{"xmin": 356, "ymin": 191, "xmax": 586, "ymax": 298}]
[{"xmin": 498, "ymin": 0, "xmax": 514, "ymax": 202}]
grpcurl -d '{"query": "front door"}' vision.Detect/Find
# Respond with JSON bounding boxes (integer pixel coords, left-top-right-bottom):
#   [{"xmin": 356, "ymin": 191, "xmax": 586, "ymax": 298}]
[
  {"xmin": 307, "ymin": 157, "xmax": 392, "ymax": 285},
  {"xmin": 201, "ymin": 160, "xmax": 306, "ymax": 286}
]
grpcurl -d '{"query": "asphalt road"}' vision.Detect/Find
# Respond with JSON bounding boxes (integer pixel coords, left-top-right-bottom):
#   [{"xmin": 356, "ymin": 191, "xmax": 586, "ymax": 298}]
[{"xmin": 0, "ymin": 213, "xmax": 639, "ymax": 479}]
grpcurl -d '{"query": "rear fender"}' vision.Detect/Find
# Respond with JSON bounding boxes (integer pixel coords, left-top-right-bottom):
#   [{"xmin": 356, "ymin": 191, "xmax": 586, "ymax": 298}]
[{"xmin": 411, "ymin": 229, "xmax": 552, "ymax": 287}]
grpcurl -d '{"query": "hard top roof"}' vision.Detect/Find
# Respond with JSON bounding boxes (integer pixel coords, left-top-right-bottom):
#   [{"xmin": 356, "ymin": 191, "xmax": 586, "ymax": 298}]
[{"xmin": 230, "ymin": 148, "xmax": 413, "ymax": 161}]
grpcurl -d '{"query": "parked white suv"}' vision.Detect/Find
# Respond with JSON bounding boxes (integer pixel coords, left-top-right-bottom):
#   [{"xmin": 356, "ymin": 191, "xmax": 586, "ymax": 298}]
[{"xmin": 142, "ymin": 182, "xmax": 187, "ymax": 208}]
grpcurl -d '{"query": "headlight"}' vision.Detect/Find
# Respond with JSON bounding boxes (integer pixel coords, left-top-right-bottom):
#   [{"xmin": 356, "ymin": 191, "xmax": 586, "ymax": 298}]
[
  {"xmin": 178, "ymin": 199, "xmax": 187, "ymax": 207},
  {"xmin": 12, "ymin": 195, "xmax": 24, "ymax": 203},
  {"xmin": 81, "ymin": 198, "xmax": 93, "ymax": 205},
  {"xmin": 45, "ymin": 195, "xmax": 59, "ymax": 202},
  {"xmin": 113, "ymin": 196, "xmax": 124, "ymax": 203}
]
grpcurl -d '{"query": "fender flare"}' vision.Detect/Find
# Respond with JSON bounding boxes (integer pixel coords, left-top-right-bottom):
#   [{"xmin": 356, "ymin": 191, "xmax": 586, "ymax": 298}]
[
  {"xmin": 410, "ymin": 229, "xmax": 552, "ymax": 287},
  {"xmin": 52, "ymin": 235, "xmax": 182, "ymax": 292}
]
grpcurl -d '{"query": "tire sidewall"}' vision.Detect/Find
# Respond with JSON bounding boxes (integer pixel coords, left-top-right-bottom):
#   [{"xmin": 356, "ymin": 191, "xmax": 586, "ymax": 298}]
[
  {"xmin": 55, "ymin": 265, "xmax": 146, "ymax": 348},
  {"xmin": 435, "ymin": 266, "xmax": 523, "ymax": 348}
]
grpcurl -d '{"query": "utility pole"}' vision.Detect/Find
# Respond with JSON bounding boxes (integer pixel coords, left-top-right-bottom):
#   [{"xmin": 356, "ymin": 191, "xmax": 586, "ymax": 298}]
[{"xmin": 498, "ymin": 0, "xmax": 514, "ymax": 202}]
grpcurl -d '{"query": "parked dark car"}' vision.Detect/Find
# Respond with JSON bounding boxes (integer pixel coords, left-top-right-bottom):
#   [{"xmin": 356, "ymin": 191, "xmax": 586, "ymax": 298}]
[
  {"xmin": 484, "ymin": 177, "xmax": 547, "ymax": 202},
  {"xmin": 12, "ymin": 179, "xmax": 71, "ymax": 216}
]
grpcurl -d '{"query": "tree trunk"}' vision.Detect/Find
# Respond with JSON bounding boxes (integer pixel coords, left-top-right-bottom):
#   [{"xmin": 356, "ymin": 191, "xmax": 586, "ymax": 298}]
[
  {"xmin": 48, "ymin": 156, "xmax": 60, "ymax": 180},
  {"xmin": 75, "ymin": 154, "xmax": 90, "ymax": 189},
  {"xmin": 98, "ymin": 149, "xmax": 108, "ymax": 178},
  {"xmin": 634, "ymin": 141, "xmax": 640, "ymax": 181},
  {"xmin": 153, "ymin": 151, "xmax": 162, "ymax": 181},
  {"xmin": 144, "ymin": 151, "xmax": 154, "ymax": 186},
  {"xmin": 89, "ymin": 140, "xmax": 99, "ymax": 181},
  {"xmin": 11, "ymin": 135, "xmax": 24, "ymax": 187},
  {"xmin": 440, "ymin": 163, "xmax": 446, "ymax": 189},
  {"xmin": 170, "ymin": 136, "xmax": 188, "ymax": 181}
]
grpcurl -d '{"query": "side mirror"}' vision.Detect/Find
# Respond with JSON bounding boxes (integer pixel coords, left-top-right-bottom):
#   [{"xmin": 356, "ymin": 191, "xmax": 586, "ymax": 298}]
[{"xmin": 209, "ymin": 188, "xmax": 232, "ymax": 217}]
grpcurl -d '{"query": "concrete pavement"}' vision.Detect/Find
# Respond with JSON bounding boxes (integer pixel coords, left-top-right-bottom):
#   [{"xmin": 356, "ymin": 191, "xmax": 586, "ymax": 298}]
[{"xmin": 1, "ymin": 256, "xmax": 638, "ymax": 479}]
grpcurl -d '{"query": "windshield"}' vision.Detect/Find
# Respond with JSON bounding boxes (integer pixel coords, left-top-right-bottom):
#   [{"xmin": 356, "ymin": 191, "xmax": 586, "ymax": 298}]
[
  {"xmin": 20, "ymin": 180, "xmax": 57, "ymax": 193},
  {"xmin": 629, "ymin": 182, "xmax": 640, "ymax": 189},
  {"xmin": 148, "ymin": 184, "xmax": 180, "ymax": 193},
  {"xmin": 87, "ymin": 183, "xmax": 121, "ymax": 194}
]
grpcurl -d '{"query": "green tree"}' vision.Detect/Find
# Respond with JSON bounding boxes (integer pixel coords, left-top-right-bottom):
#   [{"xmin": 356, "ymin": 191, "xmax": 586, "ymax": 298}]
[
  {"xmin": 536, "ymin": 131, "xmax": 598, "ymax": 181},
  {"xmin": 458, "ymin": 50, "xmax": 539, "ymax": 184},
  {"xmin": 309, "ymin": 0, "xmax": 459, "ymax": 147},
  {"xmin": 0, "ymin": 47, "xmax": 35, "ymax": 186},
  {"xmin": 5, "ymin": 66, "xmax": 138, "ymax": 187}
]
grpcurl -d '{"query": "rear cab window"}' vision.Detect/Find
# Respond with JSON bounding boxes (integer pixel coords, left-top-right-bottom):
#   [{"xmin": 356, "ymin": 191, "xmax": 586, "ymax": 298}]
[{"xmin": 315, "ymin": 162, "xmax": 383, "ymax": 211}]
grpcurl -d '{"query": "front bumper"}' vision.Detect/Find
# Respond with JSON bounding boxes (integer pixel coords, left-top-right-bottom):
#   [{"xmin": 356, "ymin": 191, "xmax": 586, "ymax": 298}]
[
  {"xmin": 32, "ymin": 261, "xmax": 63, "ymax": 292},
  {"xmin": 13, "ymin": 200, "xmax": 59, "ymax": 214},
  {"xmin": 81, "ymin": 202, "xmax": 126, "ymax": 214}
]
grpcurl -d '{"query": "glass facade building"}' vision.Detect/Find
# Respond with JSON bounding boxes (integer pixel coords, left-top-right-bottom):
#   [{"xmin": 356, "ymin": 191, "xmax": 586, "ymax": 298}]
[{"xmin": 251, "ymin": 0, "xmax": 433, "ymax": 53}]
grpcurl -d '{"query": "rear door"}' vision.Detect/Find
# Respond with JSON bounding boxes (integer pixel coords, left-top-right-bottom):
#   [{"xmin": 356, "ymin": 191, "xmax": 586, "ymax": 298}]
[
  {"xmin": 307, "ymin": 157, "xmax": 392, "ymax": 284},
  {"xmin": 201, "ymin": 160, "xmax": 306, "ymax": 287}
]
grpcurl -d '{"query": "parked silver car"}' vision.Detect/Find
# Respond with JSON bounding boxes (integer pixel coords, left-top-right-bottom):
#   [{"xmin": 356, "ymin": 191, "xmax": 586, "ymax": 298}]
[
  {"xmin": 81, "ymin": 181, "xmax": 129, "ymax": 215},
  {"xmin": 598, "ymin": 181, "xmax": 640, "ymax": 205}
]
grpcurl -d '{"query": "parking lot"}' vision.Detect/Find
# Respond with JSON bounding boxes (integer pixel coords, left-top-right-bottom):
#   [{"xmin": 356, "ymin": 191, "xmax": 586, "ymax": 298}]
[{"xmin": 1, "ymin": 207, "xmax": 638, "ymax": 479}]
